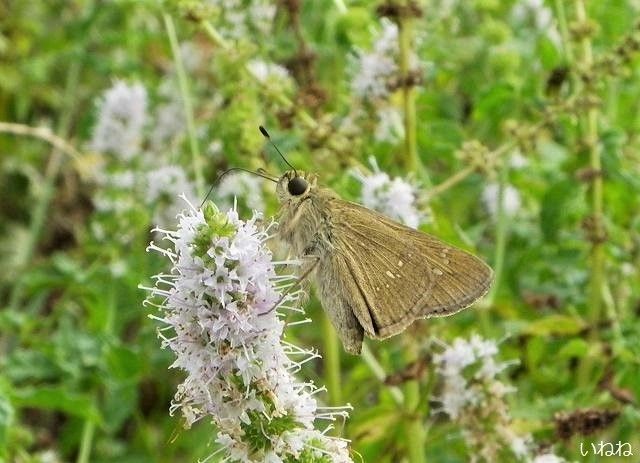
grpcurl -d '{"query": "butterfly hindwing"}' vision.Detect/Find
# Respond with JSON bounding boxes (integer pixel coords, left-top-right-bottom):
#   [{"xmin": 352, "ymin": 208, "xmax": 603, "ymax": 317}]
[{"xmin": 328, "ymin": 199, "xmax": 493, "ymax": 339}]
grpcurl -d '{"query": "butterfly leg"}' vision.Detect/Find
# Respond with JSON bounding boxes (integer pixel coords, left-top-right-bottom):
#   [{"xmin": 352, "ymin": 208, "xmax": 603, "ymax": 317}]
[{"xmin": 261, "ymin": 255, "xmax": 320, "ymax": 315}]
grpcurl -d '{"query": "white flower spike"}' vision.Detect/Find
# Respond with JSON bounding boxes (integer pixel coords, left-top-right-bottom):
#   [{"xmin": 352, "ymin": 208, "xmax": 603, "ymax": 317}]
[
  {"xmin": 143, "ymin": 198, "xmax": 352, "ymax": 463},
  {"xmin": 353, "ymin": 157, "xmax": 425, "ymax": 228}
]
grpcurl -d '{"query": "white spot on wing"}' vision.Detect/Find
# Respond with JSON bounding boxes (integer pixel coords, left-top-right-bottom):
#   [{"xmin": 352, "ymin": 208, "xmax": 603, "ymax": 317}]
[
  {"xmin": 385, "ymin": 270, "xmax": 395, "ymax": 279},
  {"xmin": 433, "ymin": 268, "xmax": 443, "ymax": 276},
  {"xmin": 398, "ymin": 260, "xmax": 403, "ymax": 267}
]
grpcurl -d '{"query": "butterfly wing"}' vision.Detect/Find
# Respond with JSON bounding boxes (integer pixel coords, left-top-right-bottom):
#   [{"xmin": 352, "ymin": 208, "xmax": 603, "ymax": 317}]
[{"xmin": 327, "ymin": 199, "xmax": 493, "ymax": 340}]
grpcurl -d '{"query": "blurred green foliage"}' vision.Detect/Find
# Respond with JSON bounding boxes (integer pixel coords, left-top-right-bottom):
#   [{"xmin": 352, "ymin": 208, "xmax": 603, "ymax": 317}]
[{"xmin": 1, "ymin": 0, "xmax": 640, "ymax": 462}]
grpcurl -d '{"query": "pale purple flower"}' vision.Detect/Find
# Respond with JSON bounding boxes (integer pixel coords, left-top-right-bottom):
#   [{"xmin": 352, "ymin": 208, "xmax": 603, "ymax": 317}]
[
  {"xmin": 216, "ymin": 170, "xmax": 265, "ymax": 212},
  {"xmin": 247, "ymin": 59, "xmax": 292, "ymax": 87},
  {"xmin": 432, "ymin": 335, "xmax": 540, "ymax": 461},
  {"xmin": 149, "ymin": 80, "xmax": 186, "ymax": 150},
  {"xmin": 511, "ymin": 0, "xmax": 561, "ymax": 47},
  {"xmin": 509, "ymin": 434, "xmax": 533, "ymax": 460},
  {"xmin": 142, "ymin": 199, "xmax": 352, "ymax": 462},
  {"xmin": 145, "ymin": 165, "xmax": 197, "ymax": 228},
  {"xmin": 351, "ymin": 19, "xmax": 399, "ymax": 100},
  {"xmin": 510, "ymin": 150, "xmax": 528, "ymax": 169},
  {"xmin": 203, "ymin": 0, "xmax": 275, "ymax": 40},
  {"xmin": 179, "ymin": 41, "xmax": 205, "ymax": 73},
  {"xmin": 353, "ymin": 158, "xmax": 424, "ymax": 228},
  {"xmin": 433, "ymin": 338, "xmax": 477, "ymax": 377},
  {"xmin": 90, "ymin": 80, "xmax": 147, "ymax": 160},
  {"xmin": 482, "ymin": 183, "xmax": 521, "ymax": 218},
  {"xmin": 432, "ymin": 335, "xmax": 511, "ymax": 419},
  {"xmin": 375, "ymin": 106, "xmax": 404, "ymax": 143}
]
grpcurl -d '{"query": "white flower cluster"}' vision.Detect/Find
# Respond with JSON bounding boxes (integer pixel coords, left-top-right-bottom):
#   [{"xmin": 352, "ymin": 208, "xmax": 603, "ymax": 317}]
[
  {"xmin": 375, "ymin": 106, "xmax": 404, "ymax": 143},
  {"xmin": 143, "ymin": 200, "xmax": 352, "ymax": 463},
  {"xmin": 351, "ymin": 19, "xmax": 399, "ymax": 100},
  {"xmin": 511, "ymin": 0, "xmax": 561, "ymax": 47},
  {"xmin": 149, "ymin": 79, "xmax": 186, "ymax": 151},
  {"xmin": 90, "ymin": 80, "xmax": 147, "ymax": 160},
  {"xmin": 89, "ymin": 80, "xmax": 197, "ymax": 232},
  {"xmin": 433, "ymin": 335, "xmax": 511, "ymax": 419},
  {"xmin": 353, "ymin": 158, "xmax": 424, "ymax": 228},
  {"xmin": 247, "ymin": 59, "xmax": 292, "ymax": 86},
  {"xmin": 433, "ymin": 335, "xmax": 566, "ymax": 462},
  {"xmin": 205, "ymin": 0, "xmax": 276, "ymax": 40},
  {"xmin": 216, "ymin": 170, "xmax": 265, "ymax": 213},
  {"xmin": 482, "ymin": 183, "xmax": 522, "ymax": 219},
  {"xmin": 350, "ymin": 19, "xmax": 407, "ymax": 143},
  {"xmin": 146, "ymin": 166, "xmax": 197, "ymax": 228}
]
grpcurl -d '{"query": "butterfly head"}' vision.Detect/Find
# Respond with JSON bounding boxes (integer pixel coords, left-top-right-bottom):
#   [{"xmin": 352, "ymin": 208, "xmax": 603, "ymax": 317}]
[{"xmin": 276, "ymin": 170, "xmax": 317, "ymax": 203}]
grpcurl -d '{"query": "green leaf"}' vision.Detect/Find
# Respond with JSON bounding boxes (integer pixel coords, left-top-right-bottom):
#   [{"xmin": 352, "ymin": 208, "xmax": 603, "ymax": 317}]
[
  {"xmin": 4, "ymin": 349, "xmax": 59, "ymax": 383},
  {"xmin": 524, "ymin": 315, "xmax": 586, "ymax": 336},
  {"xmin": 106, "ymin": 345, "xmax": 142, "ymax": 381},
  {"xmin": 0, "ymin": 392, "xmax": 14, "ymax": 451},
  {"xmin": 10, "ymin": 386, "xmax": 101, "ymax": 422},
  {"xmin": 557, "ymin": 338, "xmax": 589, "ymax": 359},
  {"xmin": 473, "ymin": 83, "xmax": 517, "ymax": 129},
  {"xmin": 335, "ymin": 7, "xmax": 373, "ymax": 48},
  {"xmin": 526, "ymin": 336, "xmax": 546, "ymax": 369},
  {"xmin": 103, "ymin": 383, "xmax": 137, "ymax": 431},
  {"xmin": 539, "ymin": 180, "xmax": 581, "ymax": 241}
]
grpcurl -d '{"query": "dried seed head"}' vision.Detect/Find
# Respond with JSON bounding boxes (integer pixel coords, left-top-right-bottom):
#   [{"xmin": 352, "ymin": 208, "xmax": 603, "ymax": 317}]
[{"xmin": 554, "ymin": 409, "xmax": 620, "ymax": 440}]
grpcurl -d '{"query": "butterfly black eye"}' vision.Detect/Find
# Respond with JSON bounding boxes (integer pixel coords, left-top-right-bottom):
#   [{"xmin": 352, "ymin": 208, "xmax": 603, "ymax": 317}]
[{"xmin": 287, "ymin": 176, "xmax": 308, "ymax": 196}]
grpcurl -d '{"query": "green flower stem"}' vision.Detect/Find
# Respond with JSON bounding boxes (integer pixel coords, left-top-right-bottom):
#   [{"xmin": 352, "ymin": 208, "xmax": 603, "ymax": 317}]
[
  {"xmin": 333, "ymin": 0, "xmax": 347, "ymax": 14},
  {"xmin": 200, "ymin": 20, "xmax": 317, "ymax": 130},
  {"xmin": 573, "ymin": 0, "xmax": 605, "ymax": 386},
  {"xmin": 76, "ymin": 416, "xmax": 96, "ymax": 463},
  {"xmin": 360, "ymin": 343, "xmax": 404, "ymax": 405},
  {"xmin": 398, "ymin": 12, "xmax": 426, "ymax": 461},
  {"xmin": 426, "ymin": 165, "xmax": 475, "ymax": 200},
  {"xmin": 0, "ymin": 122, "xmax": 82, "ymax": 161},
  {"xmin": 486, "ymin": 163, "xmax": 510, "ymax": 313},
  {"xmin": 554, "ymin": 0, "xmax": 575, "ymax": 66},
  {"xmin": 201, "ymin": 19, "xmax": 231, "ymax": 49},
  {"xmin": 322, "ymin": 313, "xmax": 342, "ymax": 406},
  {"xmin": 427, "ymin": 118, "xmax": 549, "ymax": 200},
  {"xmin": 398, "ymin": 10, "xmax": 430, "ymax": 463},
  {"xmin": 602, "ymin": 281, "xmax": 623, "ymax": 345},
  {"xmin": 164, "ymin": 14, "xmax": 206, "ymax": 197},
  {"xmin": 403, "ymin": 341, "xmax": 426, "ymax": 463},
  {"xmin": 398, "ymin": 15, "xmax": 419, "ymax": 172}
]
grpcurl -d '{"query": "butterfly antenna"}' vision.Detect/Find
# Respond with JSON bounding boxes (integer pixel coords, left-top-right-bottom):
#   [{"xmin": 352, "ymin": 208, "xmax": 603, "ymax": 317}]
[
  {"xmin": 259, "ymin": 126, "xmax": 298, "ymax": 177},
  {"xmin": 199, "ymin": 167, "xmax": 278, "ymax": 209}
]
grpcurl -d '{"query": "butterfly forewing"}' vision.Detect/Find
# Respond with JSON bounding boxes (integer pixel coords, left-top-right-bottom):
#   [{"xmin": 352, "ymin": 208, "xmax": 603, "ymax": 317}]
[{"xmin": 330, "ymin": 199, "xmax": 493, "ymax": 339}]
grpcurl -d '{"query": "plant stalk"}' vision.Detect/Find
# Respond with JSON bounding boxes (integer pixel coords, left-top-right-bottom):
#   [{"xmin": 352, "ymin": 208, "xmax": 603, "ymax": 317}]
[
  {"xmin": 360, "ymin": 344, "xmax": 404, "ymax": 405},
  {"xmin": 322, "ymin": 314, "xmax": 342, "ymax": 406},
  {"xmin": 398, "ymin": 14, "xmax": 419, "ymax": 171},
  {"xmin": 398, "ymin": 10, "xmax": 426, "ymax": 461},
  {"xmin": 573, "ymin": 0, "xmax": 605, "ymax": 386},
  {"xmin": 76, "ymin": 417, "xmax": 96, "ymax": 463},
  {"xmin": 403, "ymin": 340, "xmax": 426, "ymax": 463},
  {"xmin": 163, "ymin": 14, "xmax": 206, "ymax": 197},
  {"xmin": 486, "ymin": 163, "xmax": 510, "ymax": 312}
]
